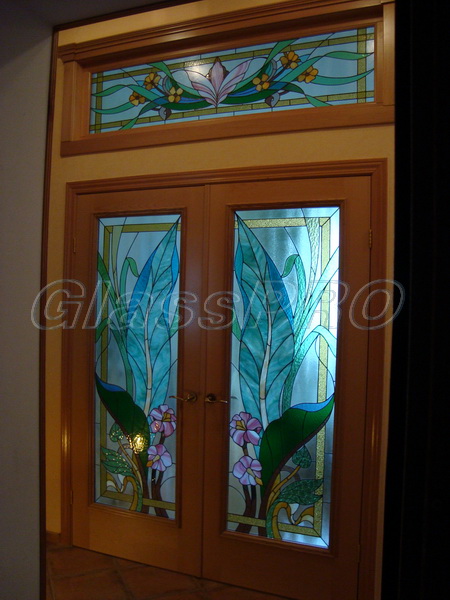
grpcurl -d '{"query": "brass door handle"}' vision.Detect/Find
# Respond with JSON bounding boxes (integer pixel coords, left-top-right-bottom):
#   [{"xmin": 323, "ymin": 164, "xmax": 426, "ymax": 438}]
[
  {"xmin": 170, "ymin": 392, "xmax": 197, "ymax": 403},
  {"xmin": 205, "ymin": 393, "xmax": 228, "ymax": 404}
]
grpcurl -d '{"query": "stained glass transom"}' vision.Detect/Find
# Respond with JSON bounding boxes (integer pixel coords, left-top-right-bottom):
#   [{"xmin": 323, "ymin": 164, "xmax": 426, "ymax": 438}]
[
  {"xmin": 227, "ymin": 207, "xmax": 339, "ymax": 548},
  {"xmin": 90, "ymin": 28, "xmax": 374, "ymax": 133},
  {"xmin": 94, "ymin": 215, "xmax": 181, "ymax": 519}
]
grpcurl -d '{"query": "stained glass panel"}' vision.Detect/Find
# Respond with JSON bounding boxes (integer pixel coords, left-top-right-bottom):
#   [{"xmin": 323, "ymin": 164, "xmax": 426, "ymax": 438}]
[
  {"xmin": 227, "ymin": 207, "xmax": 339, "ymax": 548},
  {"xmin": 90, "ymin": 28, "xmax": 374, "ymax": 133},
  {"xmin": 94, "ymin": 214, "xmax": 181, "ymax": 519}
]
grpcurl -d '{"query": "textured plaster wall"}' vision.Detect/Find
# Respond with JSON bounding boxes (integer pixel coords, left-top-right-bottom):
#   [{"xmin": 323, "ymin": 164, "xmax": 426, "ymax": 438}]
[{"xmin": 0, "ymin": 2, "xmax": 51, "ymax": 598}]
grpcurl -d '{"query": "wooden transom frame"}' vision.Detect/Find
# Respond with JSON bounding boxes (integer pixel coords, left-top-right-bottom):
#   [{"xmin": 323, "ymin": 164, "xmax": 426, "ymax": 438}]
[{"xmin": 58, "ymin": 0, "xmax": 395, "ymax": 156}]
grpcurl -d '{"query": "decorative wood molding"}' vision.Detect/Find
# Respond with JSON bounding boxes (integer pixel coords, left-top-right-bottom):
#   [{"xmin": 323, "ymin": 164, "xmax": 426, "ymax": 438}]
[
  {"xmin": 58, "ymin": 0, "xmax": 394, "ymax": 156},
  {"xmin": 65, "ymin": 159, "xmax": 388, "ymax": 193},
  {"xmin": 58, "ymin": 0, "xmax": 390, "ymax": 64},
  {"xmin": 61, "ymin": 104, "xmax": 394, "ymax": 156},
  {"xmin": 359, "ymin": 157, "xmax": 389, "ymax": 600}
]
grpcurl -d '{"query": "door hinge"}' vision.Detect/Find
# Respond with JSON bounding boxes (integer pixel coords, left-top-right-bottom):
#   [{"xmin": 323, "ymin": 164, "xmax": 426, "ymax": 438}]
[{"xmin": 368, "ymin": 229, "xmax": 373, "ymax": 249}]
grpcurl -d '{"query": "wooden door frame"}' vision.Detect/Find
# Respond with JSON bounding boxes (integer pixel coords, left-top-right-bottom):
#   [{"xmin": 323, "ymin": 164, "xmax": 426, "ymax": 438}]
[{"xmin": 60, "ymin": 158, "xmax": 388, "ymax": 598}]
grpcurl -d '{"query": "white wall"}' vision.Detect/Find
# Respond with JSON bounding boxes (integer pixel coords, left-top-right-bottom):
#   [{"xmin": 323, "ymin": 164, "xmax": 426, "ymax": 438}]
[{"xmin": 0, "ymin": 3, "xmax": 51, "ymax": 598}]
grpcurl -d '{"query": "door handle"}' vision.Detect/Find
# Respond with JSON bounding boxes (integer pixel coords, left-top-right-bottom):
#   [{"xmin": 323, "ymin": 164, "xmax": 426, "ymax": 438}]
[
  {"xmin": 169, "ymin": 392, "xmax": 197, "ymax": 403},
  {"xmin": 205, "ymin": 393, "xmax": 228, "ymax": 404}
]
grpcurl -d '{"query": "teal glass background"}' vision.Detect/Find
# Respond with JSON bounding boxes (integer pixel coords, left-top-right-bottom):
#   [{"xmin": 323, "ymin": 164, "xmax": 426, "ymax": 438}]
[
  {"xmin": 227, "ymin": 207, "xmax": 340, "ymax": 548},
  {"xmin": 94, "ymin": 215, "xmax": 181, "ymax": 519},
  {"xmin": 90, "ymin": 28, "xmax": 374, "ymax": 133}
]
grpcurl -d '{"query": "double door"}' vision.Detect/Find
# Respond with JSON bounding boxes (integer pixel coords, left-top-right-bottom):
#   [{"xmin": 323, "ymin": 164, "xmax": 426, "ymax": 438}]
[{"xmin": 66, "ymin": 169, "xmax": 373, "ymax": 599}]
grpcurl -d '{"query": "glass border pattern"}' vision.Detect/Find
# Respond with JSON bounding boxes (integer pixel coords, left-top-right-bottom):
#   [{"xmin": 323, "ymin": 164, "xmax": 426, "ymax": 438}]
[{"xmin": 90, "ymin": 27, "xmax": 374, "ymax": 134}]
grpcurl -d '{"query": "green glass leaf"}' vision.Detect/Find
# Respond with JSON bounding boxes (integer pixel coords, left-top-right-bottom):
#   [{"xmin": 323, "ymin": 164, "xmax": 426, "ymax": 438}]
[
  {"xmin": 95, "ymin": 317, "xmax": 109, "ymax": 342},
  {"xmin": 101, "ymin": 447, "xmax": 133, "ymax": 476},
  {"xmin": 93, "ymin": 84, "xmax": 127, "ymax": 97},
  {"xmin": 128, "ymin": 84, "xmax": 160, "ymax": 102},
  {"xmin": 221, "ymin": 88, "xmax": 275, "ymax": 105},
  {"xmin": 111, "ymin": 225, "xmax": 124, "ymax": 289},
  {"xmin": 281, "ymin": 246, "xmax": 339, "ymax": 414},
  {"xmin": 326, "ymin": 51, "xmax": 371, "ymax": 60},
  {"xmin": 292, "ymin": 445, "xmax": 312, "ymax": 468},
  {"xmin": 283, "ymin": 82, "xmax": 305, "ymax": 95},
  {"xmin": 120, "ymin": 102, "xmax": 156, "ymax": 130},
  {"xmin": 162, "ymin": 99, "xmax": 209, "ymax": 111},
  {"xmin": 97, "ymin": 251, "xmax": 129, "ymax": 339},
  {"xmin": 266, "ymin": 40, "xmax": 297, "ymax": 64},
  {"xmin": 312, "ymin": 71, "xmax": 374, "ymax": 86},
  {"xmin": 298, "ymin": 248, "xmax": 339, "ymax": 335},
  {"xmin": 282, "ymin": 254, "xmax": 298, "ymax": 278},
  {"xmin": 119, "ymin": 257, "xmax": 139, "ymax": 298},
  {"xmin": 109, "ymin": 423, "xmax": 124, "ymax": 442},
  {"xmin": 231, "ymin": 312, "xmax": 241, "ymax": 340},
  {"xmin": 149, "ymin": 62, "xmax": 202, "ymax": 97},
  {"xmin": 299, "ymin": 326, "xmax": 337, "ymax": 360},
  {"xmin": 95, "ymin": 375, "xmax": 150, "ymax": 471},
  {"xmin": 278, "ymin": 56, "xmax": 321, "ymax": 84},
  {"xmin": 234, "ymin": 39, "xmax": 295, "ymax": 90},
  {"xmin": 259, "ymin": 395, "xmax": 334, "ymax": 502},
  {"xmin": 92, "ymin": 101, "xmax": 135, "ymax": 115},
  {"xmin": 278, "ymin": 478, "xmax": 323, "ymax": 504}
]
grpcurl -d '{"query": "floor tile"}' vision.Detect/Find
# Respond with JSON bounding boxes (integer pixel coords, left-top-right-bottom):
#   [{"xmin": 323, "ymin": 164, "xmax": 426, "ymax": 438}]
[
  {"xmin": 119, "ymin": 564, "xmax": 199, "ymax": 599},
  {"xmin": 196, "ymin": 578, "xmax": 225, "ymax": 591},
  {"xmin": 163, "ymin": 592, "xmax": 208, "ymax": 600},
  {"xmin": 48, "ymin": 545, "xmax": 116, "ymax": 577},
  {"xmin": 46, "ymin": 544, "xmax": 293, "ymax": 600},
  {"xmin": 208, "ymin": 585, "xmax": 288, "ymax": 600},
  {"xmin": 114, "ymin": 556, "xmax": 146, "ymax": 570},
  {"xmin": 52, "ymin": 570, "xmax": 130, "ymax": 600}
]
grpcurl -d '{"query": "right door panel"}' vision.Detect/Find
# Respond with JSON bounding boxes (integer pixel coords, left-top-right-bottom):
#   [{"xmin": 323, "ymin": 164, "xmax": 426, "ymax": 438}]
[{"xmin": 202, "ymin": 175, "xmax": 372, "ymax": 600}]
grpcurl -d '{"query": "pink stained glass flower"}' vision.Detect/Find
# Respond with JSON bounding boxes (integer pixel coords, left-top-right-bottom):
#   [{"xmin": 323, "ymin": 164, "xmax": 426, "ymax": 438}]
[
  {"xmin": 146, "ymin": 444, "xmax": 172, "ymax": 471},
  {"xmin": 186, "ymin": 57, "xmax": 250, "ymax": 107},
  {"xmin": 149, "ymin": 404, "xmax": 177, "ymax": 437},
  {"xmin": 229, "ymin": 412, "xmax": 262, "ymax": 446},
  {"xmin": 232, "ymin": 455, "xmax": 263, "ymax": 486}
]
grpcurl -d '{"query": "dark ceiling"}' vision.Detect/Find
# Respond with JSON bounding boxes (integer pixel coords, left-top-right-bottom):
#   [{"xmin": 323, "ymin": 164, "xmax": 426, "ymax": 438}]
[{"xmin": 15, "ymin": 0, "xmax": 186, "ymax": 27}]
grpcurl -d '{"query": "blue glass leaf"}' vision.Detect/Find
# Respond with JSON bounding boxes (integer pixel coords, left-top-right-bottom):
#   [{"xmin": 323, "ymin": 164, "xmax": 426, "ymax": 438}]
[
  {"xmin": 126, "ymin": 221, "xmax": 179, "ymax": 413},
  {"xmin": 235, "ymin": 217, "xmax": 294, "ymax": 425}
]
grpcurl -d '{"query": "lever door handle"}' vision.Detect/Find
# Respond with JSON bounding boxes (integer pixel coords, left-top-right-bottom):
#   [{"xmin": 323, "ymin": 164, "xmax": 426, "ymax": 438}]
[
  {"xmin": 169, "ymin": 392, "xmax": 197, "ymax": 403},
  {"xmin": 205, "ymin": 393, "xmax": 228, "ymax": 404}
]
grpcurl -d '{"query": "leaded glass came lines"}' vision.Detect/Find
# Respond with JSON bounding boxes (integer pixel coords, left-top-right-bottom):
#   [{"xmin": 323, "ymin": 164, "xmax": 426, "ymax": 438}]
[
  {"xmin": 227, "ymin": 208, "xmax": 339, "ymax": 548},
  {"xmin": 95, "ymin": 215, "xmax": 181, "ymax": 519},
  {"xmin": 90, "ymin": 28, "xmax": 375, "ymax": 133}
]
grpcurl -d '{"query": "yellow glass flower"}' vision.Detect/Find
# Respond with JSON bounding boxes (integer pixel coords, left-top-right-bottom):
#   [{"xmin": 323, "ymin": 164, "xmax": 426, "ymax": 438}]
[
  {"xmin": 280, "ymin": 50, "xmax": 299, "ymax": 69},
  {"xmin": 252, "ymin": 73, "xmax": 270, "ymax": 92},
  {"xmin": 168, "ymin": 87, "xmax": 183, "ymax": 103},
  {"xmin": 297, "ymin": 66, "xmax": 319, "ymax": 83},
  {"xmin": 129, "ymin": 91, "xmax": 146, "ymax": 106},
  {"xmin": 144, "ymin": 72, "xmax": 161, "ymax": 90}
]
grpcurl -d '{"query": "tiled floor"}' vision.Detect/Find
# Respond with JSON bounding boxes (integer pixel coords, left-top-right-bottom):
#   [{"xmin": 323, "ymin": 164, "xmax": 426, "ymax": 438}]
[{"xmin": 46, "ymin": 543, "xmax": 292, "ymax": 600}]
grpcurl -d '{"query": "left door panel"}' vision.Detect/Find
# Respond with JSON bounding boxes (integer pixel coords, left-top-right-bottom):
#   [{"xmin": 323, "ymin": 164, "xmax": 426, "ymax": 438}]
[{"xmin": 65, "ymin": 186, "xmax": 205, "ymax": 575}]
